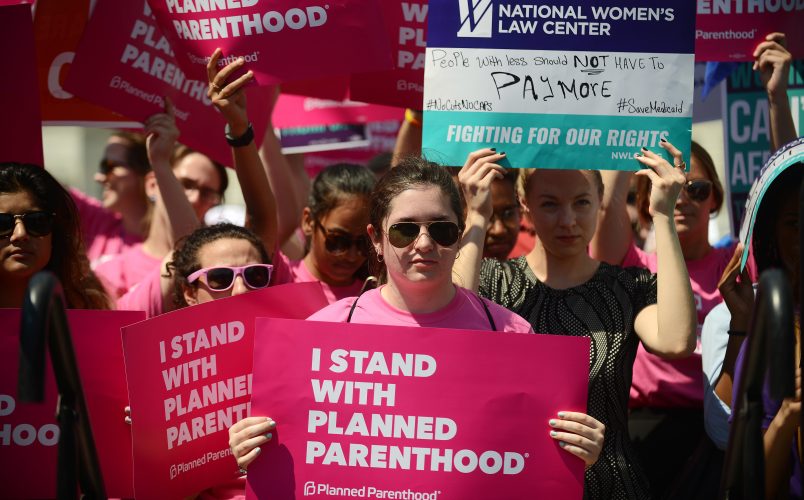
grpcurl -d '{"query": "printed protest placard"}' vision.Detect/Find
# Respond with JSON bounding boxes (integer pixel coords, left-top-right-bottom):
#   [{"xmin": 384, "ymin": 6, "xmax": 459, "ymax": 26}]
[
  {"xmin": 695, "ymin": 1, "xmax": 804, "ymax": 62},
  {"xmin": 247, "ymin": 319, "xmax": 591, "ymax": 500},
  {"xmin": 64, "ymin": 0, "xmax": 273, "ymax": 167},
  {"xmin": 272, "ymin": 94, "xmax": 403, "ymax": 129},
  {"xmin": 422, "ymin": 0, "xmax": 695, "ymax": 169},
  {"xmin": 121, "ymin": 282, "xmax": 328, "ymax": 499},
  {"xmin": 0, "ymin": 309, "xmax": 145, "ymax": 498},
  {"xmin": 278, "ymin": 124, "xmax": 369, "ymax": 155},
  {"xmin": 738, "ymin": 137, "xmax": 804, "ymax": 270},
  {"xmin": 722, "ymin": 61, "xmax": 804, "ymax": 233},
  {"xmin": 146, "ymin": 0, "xmax": 393, "ymax": 85},
  {"xmin": 34, "ymin": 0, "xmax": 138, "ymax": 127},
  {"xmin": 350, "ymin": 1, "xmax": 428, "ymax": 109},
  {"xmin": 1, "ymin": 3, "xmax": 44, "ymax": 166}
]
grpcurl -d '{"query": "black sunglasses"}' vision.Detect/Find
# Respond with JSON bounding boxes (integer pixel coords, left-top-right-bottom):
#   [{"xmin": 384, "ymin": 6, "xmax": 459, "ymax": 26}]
[
  {"xmin": 315, "ymin": 221, "xmax": 370, "ymax": 256},
  {"xmin": 0, "ymin": 212, "xmax": 56, "ymax": 238},
  {"xmin": 684, "ymin": 179, "xmax": 713, "ymax": 202},
  {"xmin": 387, "ymin": 221, "xmax": 461, "ymax": 248}
]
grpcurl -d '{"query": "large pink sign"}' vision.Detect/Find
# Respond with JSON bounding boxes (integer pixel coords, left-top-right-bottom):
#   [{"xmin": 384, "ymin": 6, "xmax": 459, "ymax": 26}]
[
  {"xmin": 272, "ymin": 94, "xmax": 402, "ymax": 129},
  {"xmin": 64, "ymin": 0, "xmax": 273, "ymax": 167},
  {"xmin": 695, "ymin": 3, "xmax": 804, "ymax": 61},
  {"xmin": 0, "ymin": 309, "xmax": 145, "ymax": 498},
  {"xmin": 121, "ymin": 282, "xmax": 328, "ymax": 499},
  {"xmin": 146, "ymin": 0, "xmax": 393, "ymax": 85},
  {"xmin": 1, "ymin": 3, "xmax": 44, "ymax": 166},
  {"xmin": 247, "ymin": 318, "xmax": 590, "ymax": 500},
  {"xmin": 350, "ymin": 0, "xmax": 427, "ymax": 109}
]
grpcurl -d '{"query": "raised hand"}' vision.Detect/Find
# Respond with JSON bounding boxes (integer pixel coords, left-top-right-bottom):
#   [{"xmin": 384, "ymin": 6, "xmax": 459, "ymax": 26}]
[
  {"xmin": 145, "ymin": 96, "xmax": 179, "ymax": 168},
  {"xmin": 207, "ymin": 48, "xmax": 254, "ymax": 136},
  {"xmin": 458, "ymin": 148, "xmax": 507, "ymax": 222},
  {"xmin": 634, "ymin": 140, "xmax": 686, "ymax": 220}
]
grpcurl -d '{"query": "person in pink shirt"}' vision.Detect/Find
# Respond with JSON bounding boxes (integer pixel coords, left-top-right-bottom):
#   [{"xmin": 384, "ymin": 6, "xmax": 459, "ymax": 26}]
[
  {"xmin": 72, "ymin": 131, "xmax": 150, "ymax": 268},
  {"xmin": 271, "ymin": 163, "xmax": 376, "ymax": 303},
  {"xmin": 228, "ymin": 158, "xmax": 606, "ymax": 481}
]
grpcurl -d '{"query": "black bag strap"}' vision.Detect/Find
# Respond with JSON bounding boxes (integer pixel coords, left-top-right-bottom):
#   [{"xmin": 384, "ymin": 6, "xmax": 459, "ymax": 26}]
[
  {"xmin": 347, "ymin": 276, "xmax": 377, "ymax": 323},
  {"xmin": 475, "ymin": 293, "xmax": 497, "ymax": 332}
]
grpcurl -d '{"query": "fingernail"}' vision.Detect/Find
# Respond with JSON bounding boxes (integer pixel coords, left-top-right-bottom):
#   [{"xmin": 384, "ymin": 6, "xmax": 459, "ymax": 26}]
[
  {"xmin": 641, "ymin": 147, "xmax": 648, "ymax": 151},
  {"xmin": 550, "ymin": 430, "xmax": 558, "ymax": 437},
  {"xmin": 559, "ymin": 441, "xmax": 567, "ymax": 448},
  {"xmin": 549, "ymin": 419, "xmax": 557, "ymax": 426},
  {"xmin": 268, "ymin": 421, "xmax": 276, "ymax": 428},
  {"xmin": 557, "ymin": 411, "xmax": 566, "ymax": 418},
  {"xmin": 490, "ymin": 147, "xmax": 496, "ymax": 152},
  {"xmin": 265, "ymin": 433, "xmax": 273, "ymax": 440},
  {"xmin": 500, "ymin": 152, "xmax": 506, "ymax": 155},
  {"xmin": 660, "ymin": 138, "xmax": 667, "ymax": 142},
  {"xmin": 254, "ymin": 446, "xmax": 261, "ymax": 455},
  {"xmin": 634, "ymin": 153, "xmax": 641, "ymax": 158}
]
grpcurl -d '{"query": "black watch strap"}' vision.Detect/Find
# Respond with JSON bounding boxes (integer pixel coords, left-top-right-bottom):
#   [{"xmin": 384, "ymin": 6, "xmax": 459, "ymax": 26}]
[{"xmin": 225, "ymin": 123, "xmax": 254, "ymax": 147}]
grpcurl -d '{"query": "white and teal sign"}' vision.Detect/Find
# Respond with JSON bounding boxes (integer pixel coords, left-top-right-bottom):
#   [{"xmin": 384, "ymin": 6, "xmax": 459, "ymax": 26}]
[{"xmin": 422, "ymin": 0, "xmax": 696, "ymax": 169}]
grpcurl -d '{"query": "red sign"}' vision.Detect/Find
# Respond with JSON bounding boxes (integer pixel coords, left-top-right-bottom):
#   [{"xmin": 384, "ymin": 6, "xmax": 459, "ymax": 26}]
[
  {"xmin": 0, "ymin": 309, "xmax": 146, "ymax": 498},
  {"xmin": 121, "ymin": 282, "xmax": 328, "ymax": 499},
  {"xmin": 247, "ymin": 318, "xmax": 590, "ymax": 500}
]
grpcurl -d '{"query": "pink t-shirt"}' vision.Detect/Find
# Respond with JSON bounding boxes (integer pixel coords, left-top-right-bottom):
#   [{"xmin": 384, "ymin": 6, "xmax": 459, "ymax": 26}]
[
  {"xmin": 271, "ymin": 251, "xmax": 364, "ymax": 304},
  {"xmin": 71, "ymin": 188, "xmax": 142, "ymax": 268},
  {"xmin": 624, "ymin": 242, "xmax": 736, "ymax": 408},
  {"xmin": 116, "ymin": 266, "xmax": 165, "ymax": 318},
  {"xmin": 308, "ymin": 286, "xmax": 535, "ymax": 333},
  {"xmin": 95, "ymin": 244, "xmax": 161, "ymax": 299}
]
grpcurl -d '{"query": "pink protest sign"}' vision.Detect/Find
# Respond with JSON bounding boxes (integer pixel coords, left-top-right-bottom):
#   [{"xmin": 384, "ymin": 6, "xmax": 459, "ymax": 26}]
[
  {"xmin": 0, "ymin": 309, "xmax": 145, "ymax": 498},
  {"xmin": 64, "ymin": 0, "xmax": 273, "ymax": 167},
  {"xmin": 350, "ymin": 0, "xmax": 427, "ymax": 109},
  {"xmin": 695, "ymin": 3, "xmax": 804, "ymax": 61},
  {"xmin": 0, "ymin": 3, "xmax": 44, "ymax": 166},
  {"xmin": 121, "ymin": 282, "xmax": 328, "ymax": 499},
  {"xmin": 247, "ymin": 318, "xmax": 590, "ymax": 500},
  {"xmin": 146, "ymin": 0, "xmax": 393, "ymax": 85},
  {"xmin": 272, "ymin": 94, "xmax": 402, "ymax": 129}
]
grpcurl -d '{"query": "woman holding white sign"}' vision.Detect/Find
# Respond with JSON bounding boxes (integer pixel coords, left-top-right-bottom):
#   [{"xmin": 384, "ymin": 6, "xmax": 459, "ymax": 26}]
[
  {"xmin": 454, "ymin": 146, "xmax": 697, "ymax": 499},
  {"xmin": 229, "ymin": 158, "xmax": 606, "ymax": 475}
]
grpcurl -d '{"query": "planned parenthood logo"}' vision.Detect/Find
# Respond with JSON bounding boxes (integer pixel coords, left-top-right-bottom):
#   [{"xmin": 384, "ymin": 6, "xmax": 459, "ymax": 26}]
[{"xmin": 457, "ymin": 0, "xmax": 493, "ymax": 38}]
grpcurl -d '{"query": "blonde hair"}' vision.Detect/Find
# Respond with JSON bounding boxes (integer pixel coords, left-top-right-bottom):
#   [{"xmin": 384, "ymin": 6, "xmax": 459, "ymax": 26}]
[{"xmin": 517, "ymin": 168, "xmax": 603, "ymax": 202}]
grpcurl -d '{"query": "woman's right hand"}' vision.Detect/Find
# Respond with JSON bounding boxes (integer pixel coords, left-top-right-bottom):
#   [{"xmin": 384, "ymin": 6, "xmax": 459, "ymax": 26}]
[
  {"xmin": 717, "ymin": 244, "xmax": 755, "ymax": 332},
  {"xmin": 634, "ymin": 141, "xmax": 686, "ymax": 221},
  {"xmin": 458, "ymin": 149, "xmax": 507, "ymax": 222},
  {"xmin": 228, "ymin": 416, "xmax": 277, "ymax": 470},
  {"xmin": 144, "ymin": 97, "xmax": 179, "ymax": 169},
  {"xmin": 207, "ymin": 48, "xmax": 254, "ymax": 136}
]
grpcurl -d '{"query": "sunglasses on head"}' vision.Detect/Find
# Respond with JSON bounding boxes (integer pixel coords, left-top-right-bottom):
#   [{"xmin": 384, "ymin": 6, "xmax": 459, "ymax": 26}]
[
  {"xmin": 187, "ymin": 264, "xmax": 273, "ymax": 292},
  {"xmin": 315, "ymin": 221, "xmax": 370, "ymax": 256},
  {"xmin": 684, "ymin": 179, "xmax": 713, "ymax": 202},
  {"xmin": 387, "ymin": 221, "xmax": 461, "ymax": 249},
  {"xmin": 0, "ymin": 212, "xmax": 55, "ymax": 238}
]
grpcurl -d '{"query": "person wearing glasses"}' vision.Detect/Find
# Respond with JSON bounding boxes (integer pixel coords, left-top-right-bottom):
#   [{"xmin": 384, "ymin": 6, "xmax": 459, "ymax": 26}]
[
  {"xmin": 0, "ymin": 163, "xmax": 110, "ymax": 309},
  {"xmin": 227, "ymin": 157, "xmax": 607, "ymax": 477},
  {"xmin": 483, "ymin": 169, "xmax": 522, "ymax": 261},
  {"xmin": 453, "ymin": 145, "xmax": 697, "ymax": 499},
  {"xmin": 270, "ymin": 163, "xmax": 376, "ymax": 304}
]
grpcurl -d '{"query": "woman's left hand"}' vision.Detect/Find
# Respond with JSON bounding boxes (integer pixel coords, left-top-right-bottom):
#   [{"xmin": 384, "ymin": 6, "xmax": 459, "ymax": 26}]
[
  {"xmin": 207, "ymin": 48, "xmax": 254, "ymax": 136},
  {"xmin": 634, "ymin": 141, "xmax": 687, "ymax": 220},
  {"xmin": 549, "ymin": 411, "xmax": 605, "ymax": 467}
]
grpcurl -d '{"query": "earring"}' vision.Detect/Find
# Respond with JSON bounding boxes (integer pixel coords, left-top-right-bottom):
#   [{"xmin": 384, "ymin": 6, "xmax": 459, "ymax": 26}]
[{"xmin": 377, "ymin": 254, "xmax": 384, "ymax": 263}]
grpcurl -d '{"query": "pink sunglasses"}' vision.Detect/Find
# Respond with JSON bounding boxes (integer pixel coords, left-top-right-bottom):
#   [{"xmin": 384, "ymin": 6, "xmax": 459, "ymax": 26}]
[{"xmin": 187, "ymin": 264, "xmax": 273, "ymax": 291}]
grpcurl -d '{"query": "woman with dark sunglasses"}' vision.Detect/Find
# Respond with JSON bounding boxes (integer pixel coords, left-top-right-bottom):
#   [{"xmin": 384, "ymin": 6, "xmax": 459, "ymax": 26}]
[
  {"xmin": 228, "ymin": 157, "xmax": 607, "ymax": 477},
  {"xmin": 0, "ymin": 163, "xmax": 110, "ymax": 309},
  {"xmin": 269, "ymin": 163, "xmax": 377, "ymax": 304}
]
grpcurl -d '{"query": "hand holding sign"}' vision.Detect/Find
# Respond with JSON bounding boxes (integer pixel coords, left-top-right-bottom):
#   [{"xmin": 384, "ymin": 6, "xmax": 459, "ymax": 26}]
[
  {"xmin": 458, "ymin": 148, "xmax": 507, "ymax": 222},
  {"xmin": 548, "ymin": 411, "xmax": 605, "ymax": 468},
  {"xmin": 634, "ymin": 140, "xmax": 687, "ymax": 220},
  {"xmin": 228, "ymin": 416, "xmax": 277, "ymax": 470},
  {"xmin": 753, "ymin": 33, "xmax": 793, "ymax": 98}
]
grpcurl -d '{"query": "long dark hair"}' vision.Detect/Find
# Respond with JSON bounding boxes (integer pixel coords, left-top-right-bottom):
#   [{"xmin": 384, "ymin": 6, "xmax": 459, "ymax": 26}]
[
  {"xmin": 0, "ymin": 163, "xmax": 110, "ymax": 309},
  {"xmin": 167, "ymin": 223, "xmax": 269, "ymax": 308}
]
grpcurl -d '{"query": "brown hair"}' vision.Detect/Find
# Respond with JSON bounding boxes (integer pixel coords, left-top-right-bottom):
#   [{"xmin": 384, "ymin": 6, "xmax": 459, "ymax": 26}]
[{"xmin": 109, "ymin": 131, "xmax": 150, "ymax": 176}]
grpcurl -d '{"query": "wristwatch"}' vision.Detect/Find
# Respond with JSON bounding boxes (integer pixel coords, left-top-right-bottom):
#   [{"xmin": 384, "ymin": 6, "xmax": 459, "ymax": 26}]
[{"xmin": 225, "ymin": 123, "xmax": 254, "ymax": 147}]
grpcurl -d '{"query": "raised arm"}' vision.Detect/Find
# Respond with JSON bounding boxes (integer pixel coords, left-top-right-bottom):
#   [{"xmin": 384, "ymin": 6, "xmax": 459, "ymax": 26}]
[
  {"xmin": 142, "ymin": 98, "xmax": 200, "ymax": 257},
  {"xmin": 453, "ymin": 149, "xmax": 506, "ymax": 290},
  {"xmin": 632, "ymin": 143, "xmax": 697, "ymax": 357},
  {"xmin": 755, "ymin": 32, "xmax": 797, "ymax": 151},
  {"xmin": 207, "ymin": 49, "xmax": 278, "ymax": 258},
  {"xmin": 258, "ymin": 92, "xmax": 305, "ymax": 246},
  {"xmin": 392, "ymin": 109, "xmax": 423, "ymax": 166},
  {"xmin": 589, "ymin": 170, "xmax": 634, "ymax": 265}
]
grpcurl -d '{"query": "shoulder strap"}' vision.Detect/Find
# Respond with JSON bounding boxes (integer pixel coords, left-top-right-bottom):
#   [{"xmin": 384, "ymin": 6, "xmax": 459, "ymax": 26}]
[
  {"xmin": 347, "ymin": 276, "xmax": 377, "ymax": 323},
  {"xmin": 474, "ymin": 293, "xmax": 497, "ymax": 332}
]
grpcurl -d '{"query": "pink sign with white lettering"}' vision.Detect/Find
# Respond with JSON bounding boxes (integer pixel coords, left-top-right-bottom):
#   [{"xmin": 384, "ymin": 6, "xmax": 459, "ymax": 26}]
[{"xmin": 247, "ymin": 318, "xmax": 590, "ymax": 500}]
